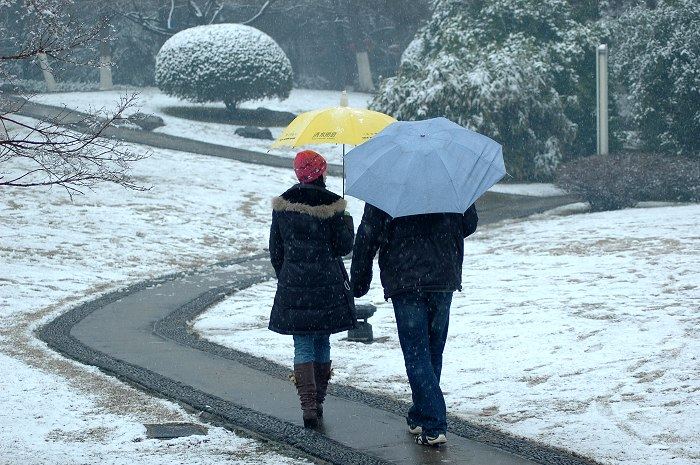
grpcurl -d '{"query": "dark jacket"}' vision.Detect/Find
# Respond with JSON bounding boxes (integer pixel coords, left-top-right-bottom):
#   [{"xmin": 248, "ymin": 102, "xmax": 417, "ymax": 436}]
[
  {"xmin": 268, "ymin": 183, "xmax": 356, "ymax": 335},
  {"xmin": 350, "ymin": 204, "xmax": 478, "ymax": 299}
]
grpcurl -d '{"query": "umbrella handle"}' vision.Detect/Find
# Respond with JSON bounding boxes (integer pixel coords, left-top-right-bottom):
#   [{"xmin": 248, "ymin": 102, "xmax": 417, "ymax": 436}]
[{"xmin": 342, "ymin": 144, "xmax": 345, "ymax": 197}]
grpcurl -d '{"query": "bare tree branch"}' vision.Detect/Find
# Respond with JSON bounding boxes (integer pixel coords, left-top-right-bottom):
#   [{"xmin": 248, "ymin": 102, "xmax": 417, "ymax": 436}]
[
  {"xmin": 241, "ymin": 0, "xmax": 278, "ymax": 25},
  {"xmin": 121, "ymin": 10, "xmax": 174, "ymax": 37},
  {"xmin": 0, "ymin": 1, "xmax": 111, "ymax": 69},
  {"xmin": 167, "ymin": 0, "xmax": 176, "ymax": 29},
  {"xmin": 208, "ymin": 0, "xmax": 226, "ymax": 24},
  {"xmin": 0, "ymin": 19, "xmax": 108, "ymax": 62},
  {"xmin": 113, "ymin": 1, "xmax": 278, "ymax": 34},
  {"xmin": 0, "ymin": 0, "xmax": 150, "ymax": 196},
  {"xmin": 188, "ymin": 0, "xmax": 204, "ymax": 20}
]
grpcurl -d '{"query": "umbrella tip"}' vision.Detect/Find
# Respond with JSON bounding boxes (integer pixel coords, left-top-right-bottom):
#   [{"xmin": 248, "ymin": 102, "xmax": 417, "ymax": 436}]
[{"xmin": 340, "ymin": 90, "xmax": 349, "ymax": 107}]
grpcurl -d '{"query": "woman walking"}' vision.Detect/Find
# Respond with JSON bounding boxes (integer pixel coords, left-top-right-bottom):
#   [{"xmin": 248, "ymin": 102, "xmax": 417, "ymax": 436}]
[{"xmin": 268, "ymin": 150, "xmax": 356, "ymax": 428}]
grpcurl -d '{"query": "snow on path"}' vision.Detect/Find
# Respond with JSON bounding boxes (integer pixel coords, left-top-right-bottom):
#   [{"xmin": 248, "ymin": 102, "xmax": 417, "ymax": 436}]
[
  {"xmin": 195, "ymin": 204, "xmax": 700, "ymax": 465},
  {"xmin": 0, "ymin": 116, "xmax": 367, "ymax": 463}
]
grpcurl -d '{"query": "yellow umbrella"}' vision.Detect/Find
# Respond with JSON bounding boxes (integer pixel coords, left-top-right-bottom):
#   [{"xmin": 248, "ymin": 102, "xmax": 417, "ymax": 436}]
[
  {"xmin": 272, "ymin": 107, "xmax": 396, "ymax": 147},
  {"xmin": 271, "ymin": 106, "xmax": 396, "ymax": 147},
  {"xmin": 271, "ymin": 91, "xmax": 396, "ymax": 193}
]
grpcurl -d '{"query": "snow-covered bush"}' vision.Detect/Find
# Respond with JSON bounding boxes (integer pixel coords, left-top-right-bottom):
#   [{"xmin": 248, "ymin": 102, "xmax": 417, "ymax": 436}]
[
  {"xmin": 371, "ymin": 0, "xmax": 608, "ymax": 180},
  {"xmin": 556, "ymin": 152, "xmax": 700, "ymax": 211},
  {"xmin": 612, "ymin": 0, "xmax": 700, "ymax": 155},
  {"xmin": 155, "ymin": 24, "xmax": 293, "ymax": 109}
]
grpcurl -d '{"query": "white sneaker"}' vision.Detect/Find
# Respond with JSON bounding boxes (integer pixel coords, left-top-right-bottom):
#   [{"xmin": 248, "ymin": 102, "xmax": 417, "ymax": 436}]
[
  {"xmin": 415, "ymin": 433, "xmax": 447, "ymax": 446},
  {"xmin": 408, "ymin": 423, "xmax": 423, "ymax": 435}
]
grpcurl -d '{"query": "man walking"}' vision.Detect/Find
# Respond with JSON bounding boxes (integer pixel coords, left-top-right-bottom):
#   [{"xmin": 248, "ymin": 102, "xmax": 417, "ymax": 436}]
[{"xmin": 350, "ymin": 202, "xmax": 478, "ymax": 446}]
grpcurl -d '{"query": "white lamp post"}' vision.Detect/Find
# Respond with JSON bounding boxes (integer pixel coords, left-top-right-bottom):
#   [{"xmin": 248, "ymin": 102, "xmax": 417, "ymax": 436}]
[{"xmin": 596, "ymin": 44, "xmax": 609, "ymax": 155}]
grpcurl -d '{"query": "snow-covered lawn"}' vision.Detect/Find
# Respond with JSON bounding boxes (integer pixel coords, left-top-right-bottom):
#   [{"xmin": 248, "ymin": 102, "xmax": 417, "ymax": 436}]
[
  {"xmin": 29, "ymin": 87, "xmax": 568, "ymax": 199},
  {"xmin": 489, "ymin": 183, "xmax": 566, "ymax": 197},
  {"xmin": 194, "ymin": 204, "xmax": 700, "ymax": 465},
  {"xmin": 0, "ymin": 352, "xmax": 305, "ymax": 465},
  {"xmin": 0, "ymin": 117, "xmax": 368, "ymax": 463}
]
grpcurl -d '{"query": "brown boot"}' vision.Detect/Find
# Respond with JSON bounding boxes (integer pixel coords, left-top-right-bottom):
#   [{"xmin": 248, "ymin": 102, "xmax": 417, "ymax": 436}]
[
  {"xmin": 314, "ymin": 361, "xmax": 332, "ymax": 418},
  {"xmin": 293, "ymin": 362, "xmax": 319, "ymax": 428}
]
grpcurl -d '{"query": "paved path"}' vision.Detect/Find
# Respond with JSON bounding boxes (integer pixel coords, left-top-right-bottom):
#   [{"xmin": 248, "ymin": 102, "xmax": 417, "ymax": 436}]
[
  {"xmin": 40, "ymin": 258, "xmax": 534, "ymax": 465},
  {"xmin": 19, "ymin": 93, "xmax": 593, "ymax": 464},
  {"xmin": 38, "ymin": 194, "xmax": 597, "ymax": 465}
]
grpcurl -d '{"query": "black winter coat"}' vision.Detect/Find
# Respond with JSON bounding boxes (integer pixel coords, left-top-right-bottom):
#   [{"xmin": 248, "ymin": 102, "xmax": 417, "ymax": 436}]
[
  {"xmin": 350, "ymin": 203, "xmax": 478, "ymax": 299},
  {"xmin": 268, "ymin": 183, "xmax": 356, "ymax": 335}
]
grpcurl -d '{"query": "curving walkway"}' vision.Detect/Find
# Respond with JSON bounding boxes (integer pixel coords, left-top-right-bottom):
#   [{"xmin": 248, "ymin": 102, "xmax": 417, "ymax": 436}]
[{"xmin": 39, "ymin": 255, "xmax": 596, "ymax": 465}]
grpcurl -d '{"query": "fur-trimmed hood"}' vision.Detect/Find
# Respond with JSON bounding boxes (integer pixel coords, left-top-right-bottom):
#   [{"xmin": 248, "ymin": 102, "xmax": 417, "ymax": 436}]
[{"xmin": 272, "ymin": 196, "xmax": 347, "ymax": 219}]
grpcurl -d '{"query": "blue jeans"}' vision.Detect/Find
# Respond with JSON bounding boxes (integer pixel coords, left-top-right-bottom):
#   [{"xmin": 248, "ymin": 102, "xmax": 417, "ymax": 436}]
[
  {"xmin": 293, "ymin": 334, "xmax": 331, "ymax": 365},
  {"xmin": 392, "ymin": 291, "xmax": 452, "ymax": 436}
]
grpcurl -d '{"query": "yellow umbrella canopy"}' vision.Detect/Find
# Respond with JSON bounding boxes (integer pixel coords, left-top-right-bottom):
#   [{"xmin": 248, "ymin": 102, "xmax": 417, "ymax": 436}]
[{"xmin": 271, "ymin": 106, "xmax": 396, "ymax": 148}]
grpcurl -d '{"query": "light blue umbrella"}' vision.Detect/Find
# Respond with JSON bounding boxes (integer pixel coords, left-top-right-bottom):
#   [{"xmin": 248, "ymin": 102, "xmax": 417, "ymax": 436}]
[{"xmin": 344, "ymin": 117, "xmax": 505, "ymax": 218}]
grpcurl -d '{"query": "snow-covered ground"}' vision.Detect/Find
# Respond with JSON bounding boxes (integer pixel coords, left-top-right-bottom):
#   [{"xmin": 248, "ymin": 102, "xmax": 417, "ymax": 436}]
[
  {"xmin": 0, "ymin": 352, "xmax": 306, "ymax": 465},
  {"xmin": 9, "ymin": 91, "xmax": 691, "ymax": 464},
  {"xmin": 1, "ymin": 117, "xmax": 365, "ymax": 463},
  {"xmin": 31, "ymin": 87, "xmax": 371, "ymax": 164},
  {"xmin": 489, "ymin": 183, "xmax": 566, "ymax": 197},
  {"xmin": 29, "ymin": 88, "xmax": 567, "ymax": 198},
  {"xmin": 194, "ymin": 204, "xmax": 700, "ymax": 465}
]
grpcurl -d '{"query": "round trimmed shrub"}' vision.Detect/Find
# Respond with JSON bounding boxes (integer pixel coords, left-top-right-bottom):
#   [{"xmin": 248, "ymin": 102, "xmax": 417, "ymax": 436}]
[{"xmin": 155, "ymin": 24, "xmax": 293, "ymax": 109}]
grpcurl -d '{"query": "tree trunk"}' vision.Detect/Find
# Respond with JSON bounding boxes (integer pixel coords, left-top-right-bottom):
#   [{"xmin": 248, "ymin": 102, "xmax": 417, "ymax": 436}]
[
  {"xmin": 332, "ymin": 15, "xmax": 353, "ymax": 90},
  {"xmin": 37, "ymin": 53, "xmax": 57, "ymax": 92},
  {"xmin": 224, "ymin": 97, "xmax": 238, "ymax": 111},
  {"xmin": 99, "ymin": 40, "xmax": 113, "ymax": 91},
  {"xmin": 355, "ymin": 51, "xmax": 374, "ymax": 91},
  {"xmin": 341, "ymin": 2, "xmax": 374, "ymax": 92}
]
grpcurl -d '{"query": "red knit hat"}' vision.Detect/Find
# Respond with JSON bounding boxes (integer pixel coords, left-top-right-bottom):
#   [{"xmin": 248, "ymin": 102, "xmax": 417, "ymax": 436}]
[{"xmin": 294, "ymin": 150, "xmax": 327, "ymax": 183}]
